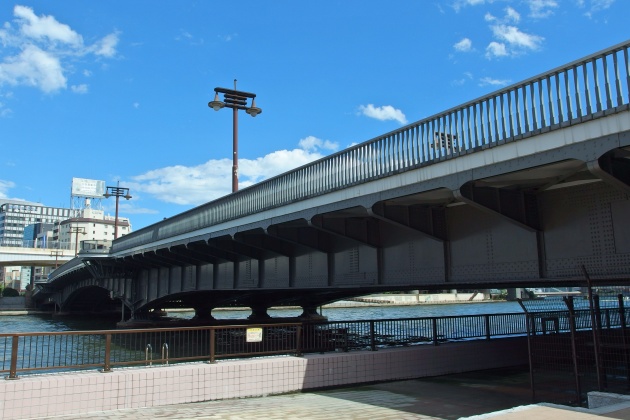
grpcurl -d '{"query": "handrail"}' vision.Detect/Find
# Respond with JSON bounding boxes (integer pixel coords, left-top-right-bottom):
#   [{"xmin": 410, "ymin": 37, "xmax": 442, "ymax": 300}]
[
  {"xmin": 0, "ymin": 310, "xmax": 604, "ymax": 379},
  {"xmin": 112, "ymin": 41, "xmax": 630, "ymax": 254}
]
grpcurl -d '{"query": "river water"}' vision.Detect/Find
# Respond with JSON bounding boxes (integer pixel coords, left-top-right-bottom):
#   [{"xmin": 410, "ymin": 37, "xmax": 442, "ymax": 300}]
[{"xmin": 0, "ymin": 301, "xmax": 523, "ymax": 334}]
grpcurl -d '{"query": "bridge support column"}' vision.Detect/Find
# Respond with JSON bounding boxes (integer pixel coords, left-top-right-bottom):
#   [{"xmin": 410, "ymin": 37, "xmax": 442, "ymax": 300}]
[
  {"xmin": 507, "ymin": 288, "xmax": 529, "ymax": 300},
  {"xmin": 248, "ymin": 305, "xmax": 271, "ymax": 321},
  {"xmin": 299, "ymin": 305, "xmax": 327, "ymax": 321},
  {"xmin": 193, "ymin": 307, "xmax": 215, "ymax": 321}
]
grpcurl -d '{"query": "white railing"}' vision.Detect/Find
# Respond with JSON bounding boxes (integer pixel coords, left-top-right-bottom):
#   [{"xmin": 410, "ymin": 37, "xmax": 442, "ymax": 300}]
[
  {"xmin": 0, "ymin": 239, "xmax": 71, "ymax": 250},
  {"xmin": 114, "ymin": 40, "xmax": 630, "ymax": 253}
]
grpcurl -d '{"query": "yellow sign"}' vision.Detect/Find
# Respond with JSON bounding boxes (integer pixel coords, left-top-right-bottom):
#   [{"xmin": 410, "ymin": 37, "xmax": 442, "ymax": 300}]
[{"xmin": 246, "ymin": 327, "xmax": 263, "ymax": 342}]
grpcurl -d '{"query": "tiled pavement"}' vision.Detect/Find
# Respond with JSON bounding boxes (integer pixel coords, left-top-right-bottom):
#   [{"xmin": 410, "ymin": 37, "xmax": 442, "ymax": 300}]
[
  {"xmin": 44, "ymin": 390, "xmax": 440, "ymax": 419},
  {"xmin": 35, "ymin": 367, "xmax": 630, "ymax": 420},
  {"xmin": 39, "ymin": 367, "xmax": 531, "ymax": 420}
]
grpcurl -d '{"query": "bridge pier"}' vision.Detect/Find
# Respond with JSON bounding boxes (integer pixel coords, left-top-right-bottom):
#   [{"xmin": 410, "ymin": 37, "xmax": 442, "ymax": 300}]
[
  {"xmin": 247, "ymin": 305, "xmax": 271, "ymax": 321},
  {"xmin": 299, "ymin": 305, "xmax": 327, "ymax": 321},
  {"xmin": 192, "ymin": 307, "xmax": 216, "ymax": 321}
]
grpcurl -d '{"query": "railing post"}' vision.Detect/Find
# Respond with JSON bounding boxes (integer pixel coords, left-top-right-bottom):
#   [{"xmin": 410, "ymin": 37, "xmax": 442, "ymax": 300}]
[
  {"xmin": 563, "ymin": 296, "xmax": 583, "ymax": 406},
  {"xmin": 618, "ymin": 294, "xmax": 630, "ymax": 388},
  {"xmin": 162, "ymin": 343, "xmax": 169, "ymax": 365},
  {"xmin": 370, "ymin": 320, "xmax": 376, "ymax": 351},
  {"xmin": 296, "ymin": 325, "xmax": 303, "ymax": 357},
  {"xmin": 432, "ymin": 318, "xmax": 439, "ymax": 346},
  {"xmin": 7, "ymin": 335, "xmax": 19, "ymax": 379},
  {"xmin": 209, "ymin": 328, "xmax": 216, "ymax": 364},
  {"xmin": 485, "ymin": 315, "xmax": 491, "ymax": 340},
  {"xmin": 145, "ymin": 344, "xmax": 153, "ymax": 366},
  {"xmin": 583, "ymin": 266, "xmax": 606, "ymax": 393},
  {"xmin": 102, "ymin": 334, "xmax": 112, "ymax": 373}
]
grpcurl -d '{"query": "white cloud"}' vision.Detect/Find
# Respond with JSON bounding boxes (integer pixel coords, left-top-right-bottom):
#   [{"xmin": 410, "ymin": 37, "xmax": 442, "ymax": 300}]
[
  {"xmin": 482, "ymin": 7, "xmax": 545, "ymax": 59},
  {"xmin": 175, "ymin": 29, "xmax": 204, "ymax": 46},
  {"xmin": 485, "ymin": 41, "xmax": 508, "ymax": 58},
  {"xmin": 505, "ymin": 7, "xmax": 521, "ymax": 23},
  {"xmin": 581, "ymin": 0, "xmax": 615, "ymax": 17},
  {"xmin": 218, "ymin": 33, "xmax": 237, "ymax": 42},
  {"xmin": 14, "ymin": 5, "xmax": 83, "ymax": 46},
  {"xmin": 71, "ymin": 84, "xmax": 88, "ymax": 94},
  {"xmin": 0, "ymin": 5, "xmax": 118, "ymax": 95},
  {"xmin": 0, "ymin": 107, "xmax": 12, "ymax": 118},
  {"xmin": 128, "ymin": 137, "xmax": 340, "ymax": 205},
  {"xmin": 491, "ymin": 25, "xmax": 543, "ymax": 50},
  {"xmin": 454, "ymin": 38, "xmax": 472, "ymax": 52},
  {"xmin": 0, "ymin": 44, "xmax": 66, "ymax": 92},
  {"xmin": 298, "ymin": 135, "xmax": 339, "ymax": 152},
  {"xmin": 452, "ymin": 72, "xmax": 474, "ymax": 86},
  {"xmin": 479, "ymin": 77, "xmax": 511, "ymax": 87},
  {"xmin": 115, "ymin": 202, "xmax": 158, "ymax": 215},
  {"xmin": 177, "ymin": 30, "xmax": 193, "ymax": 40},
  {"xmin": 0, "ymin": 180, "xmax": 16, "ymax": 199},
  {"xmin": 92, "ymin": 32, "xmax": 119, "ymax": 57},
  {"xmin": 453, "ymin": 0, "xmax": 493, "ymax": 12},
  {"xmin": 358, "ymin": 104, "xmax": 407, "ymax": 124},
  {"xmin": 527, "ymin": 0, "xmax": 558, "ymax": 18}
]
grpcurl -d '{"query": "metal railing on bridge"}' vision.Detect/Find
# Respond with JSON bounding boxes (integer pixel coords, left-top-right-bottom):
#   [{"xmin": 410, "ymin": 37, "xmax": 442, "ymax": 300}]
[
  {"xmin": 0, "ymin": 239, "xmax": 111, "ymax": 253},
  {"xmin": 114, "ymin": 41, "xmax": 630, "ymax": 253},
  {"xmin": 0, "ymin": 239, "xmax": 70, "ymax": 250}
]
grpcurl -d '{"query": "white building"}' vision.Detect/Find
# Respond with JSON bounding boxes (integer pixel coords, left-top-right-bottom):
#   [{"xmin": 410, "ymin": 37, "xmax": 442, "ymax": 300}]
[
  {"xmin": 0, "ymin": 199, "xmax": 76, "ymax": 247},
  {"xmin": 55, "ymin": 205, "xmax": 131, "ymax": 254},
  {"xmin": 0, "ymin": 199, "xmax": 132, "ymax": 290}
]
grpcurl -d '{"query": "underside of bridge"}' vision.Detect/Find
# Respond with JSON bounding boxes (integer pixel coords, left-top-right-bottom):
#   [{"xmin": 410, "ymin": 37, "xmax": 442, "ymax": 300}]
[{"xmin": 36, "ymin": 139, "xmax": 630, "ymax": 323}]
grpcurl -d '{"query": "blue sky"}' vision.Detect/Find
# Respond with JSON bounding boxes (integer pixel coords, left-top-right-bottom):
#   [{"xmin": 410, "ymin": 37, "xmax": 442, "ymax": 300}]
[{"xmin": 0, "ymin": 0, "xmax": 626, "ymax": 230}]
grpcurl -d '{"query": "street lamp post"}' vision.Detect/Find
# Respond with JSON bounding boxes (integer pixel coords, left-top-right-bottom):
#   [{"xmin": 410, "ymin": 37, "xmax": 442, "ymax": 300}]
[
  {"xmin": 69, "ymin": 226, "xmax": 86, "ymax": 256},
  {"xmin": 208, "ymin": 80, "xmax": 262, "ymax": 193},
  {"xmin": 104, "ymin": 182, "xmax": 132, "ymax": 239}
]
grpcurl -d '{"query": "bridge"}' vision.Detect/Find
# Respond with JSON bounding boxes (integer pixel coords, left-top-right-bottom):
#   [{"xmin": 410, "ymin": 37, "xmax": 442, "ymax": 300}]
[
  {"xmin": 0, "ymin": 245, "xmax": 74, "ymax": 268},
  {"xmin": 35, "ymin": 41, "xmax": 630, "ymax": 321}
]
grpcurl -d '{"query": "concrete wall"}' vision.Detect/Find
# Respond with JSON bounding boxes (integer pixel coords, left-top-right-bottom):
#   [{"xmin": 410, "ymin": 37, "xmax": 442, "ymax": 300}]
[
  {"xmin": 0, "ymin": 337, "xmax": 527, "ymax": 420},
  {"xmin": 0, "ymin": 297, "xmax": 25, "ymax": 310}
]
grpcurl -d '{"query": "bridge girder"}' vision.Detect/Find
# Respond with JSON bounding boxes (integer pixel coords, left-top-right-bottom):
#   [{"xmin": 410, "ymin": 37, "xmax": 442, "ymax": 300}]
[{"xmin": 36, "ymin": 133, "xmax": 630, "ymax": 317}]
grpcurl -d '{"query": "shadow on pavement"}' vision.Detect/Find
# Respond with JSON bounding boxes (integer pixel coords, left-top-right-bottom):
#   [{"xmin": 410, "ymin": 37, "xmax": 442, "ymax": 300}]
[{"xmin": 314, "ymin": 365, "xmax": 533, "ymax": 419}]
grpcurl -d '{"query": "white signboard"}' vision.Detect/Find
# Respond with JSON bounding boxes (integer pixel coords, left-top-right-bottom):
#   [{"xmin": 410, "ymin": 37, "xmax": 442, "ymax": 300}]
[
  {"xmin": 71, "ymin": 178, "xmax": 106, "ymax": 198},
  {"xmin": 246, "ymin": 327, "xmax": 263, "ymax": 343}
]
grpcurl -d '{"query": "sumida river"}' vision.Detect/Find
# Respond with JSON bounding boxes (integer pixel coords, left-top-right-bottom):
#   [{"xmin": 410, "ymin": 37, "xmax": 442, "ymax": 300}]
[{"xmin": 0, "ymin": 301, "xmax": 523, "ymax": 334}]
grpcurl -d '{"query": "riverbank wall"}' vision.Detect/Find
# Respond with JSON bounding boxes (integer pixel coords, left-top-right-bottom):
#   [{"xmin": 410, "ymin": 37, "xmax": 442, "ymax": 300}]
[
  {"xmin": 0, "ymin": 337, "xmax": 527, "ymax": 420},
  {"xmin": 0, "ymin": 297, "xmax": 26, "ymax": 312}
]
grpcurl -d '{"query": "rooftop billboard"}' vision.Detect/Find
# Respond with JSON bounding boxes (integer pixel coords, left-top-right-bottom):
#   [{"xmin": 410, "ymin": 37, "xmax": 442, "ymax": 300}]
[{"xmin": 71, "ymin": 178, "xmax": 106, "ymax": 198}]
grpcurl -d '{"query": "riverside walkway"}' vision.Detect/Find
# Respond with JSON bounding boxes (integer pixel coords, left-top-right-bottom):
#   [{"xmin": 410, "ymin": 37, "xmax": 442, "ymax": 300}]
[{"xmin": 34, "ymin": 367, "xmax": 630, "ymax": 420}]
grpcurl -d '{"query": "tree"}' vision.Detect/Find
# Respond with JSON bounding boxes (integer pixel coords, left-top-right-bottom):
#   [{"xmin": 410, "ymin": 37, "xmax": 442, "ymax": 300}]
[{"xmin": 2, "ymin": 287, "xmax": 19, "ymax": 297}]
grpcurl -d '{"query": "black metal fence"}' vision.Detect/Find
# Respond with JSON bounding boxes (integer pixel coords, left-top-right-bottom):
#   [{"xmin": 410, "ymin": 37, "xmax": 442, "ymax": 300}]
[
  {"xmin": 521, "ymin": 294, "xmax": 630, "ymax": 407},
  {"xmin": 1, "ymin": 312, "xmax": 527, "ymax": 378}
]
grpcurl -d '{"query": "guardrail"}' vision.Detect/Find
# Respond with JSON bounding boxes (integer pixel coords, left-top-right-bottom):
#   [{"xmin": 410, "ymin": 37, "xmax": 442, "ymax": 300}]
[
  {"xmin": 0, "ymin": 239, "xmax": 70, "ymax": 250},
  {"xmin": 3, "ymin": 307, "xmax": 627, "ymax": 379},
  {"xmin": 0, "ymin": 312, "xmax": 531, "ymax": 378},
  {"xmin": 113, "ymin": 40, "xmax": 630, "ymax": 253}
]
